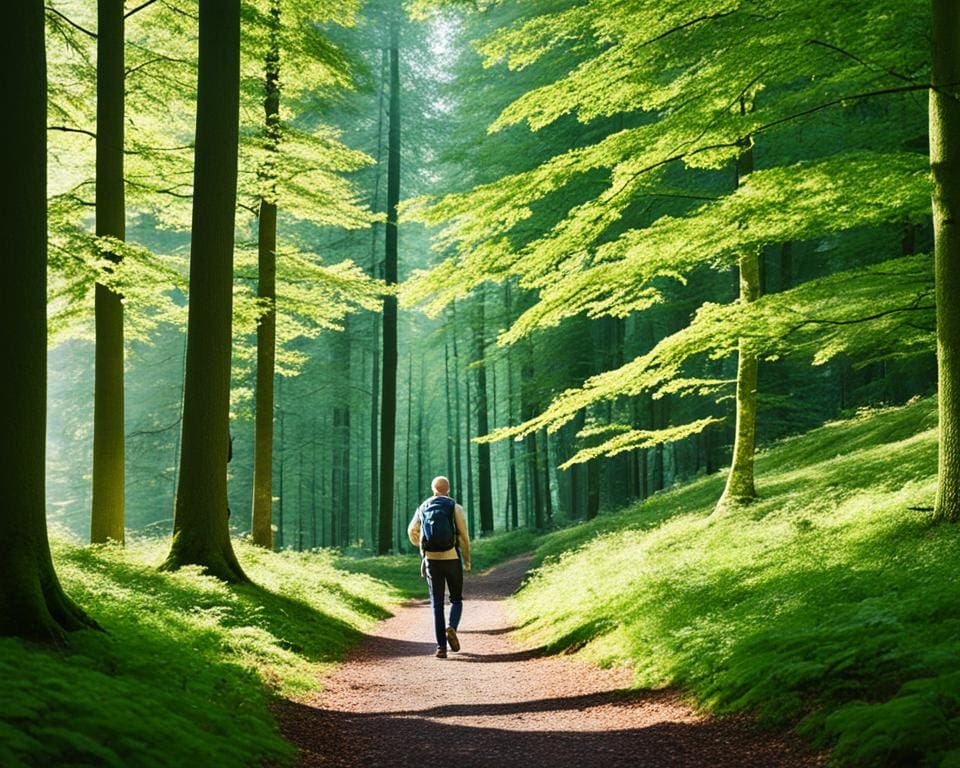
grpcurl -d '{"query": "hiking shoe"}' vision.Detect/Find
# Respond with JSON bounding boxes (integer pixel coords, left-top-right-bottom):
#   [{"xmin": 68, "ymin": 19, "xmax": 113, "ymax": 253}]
[
  {"xmin": 445, "ymin": 626, "xmax": 460, "ymax": 652},
  {"xmin": 435, "ymin": 648, "xmax": 447, "ymax": 658}
]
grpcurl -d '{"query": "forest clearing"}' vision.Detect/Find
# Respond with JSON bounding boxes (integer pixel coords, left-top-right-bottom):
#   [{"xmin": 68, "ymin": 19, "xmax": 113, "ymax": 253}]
[{"xmin": 2, "ymin": 0, "xmax": 959, "ymax": 765}]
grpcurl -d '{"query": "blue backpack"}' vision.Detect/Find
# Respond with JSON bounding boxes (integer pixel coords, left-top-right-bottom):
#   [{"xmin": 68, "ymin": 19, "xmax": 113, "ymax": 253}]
[{"xmin": 419, "ymin": 496, "xmax": 457, "ymax": 552}]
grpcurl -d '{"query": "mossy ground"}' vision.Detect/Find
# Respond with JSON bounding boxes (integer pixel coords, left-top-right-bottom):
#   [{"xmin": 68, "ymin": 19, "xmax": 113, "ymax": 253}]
[
  {"xmin": 502, "ymin": 396, "xmax": 960, "ymax": 767},
  {"xmin": 7, "ymin": 397, "xmax": 957, "ymax": 766},
  {"xmin": 0, "ymin": 539, "xmax": 398, "ymax": 768}
]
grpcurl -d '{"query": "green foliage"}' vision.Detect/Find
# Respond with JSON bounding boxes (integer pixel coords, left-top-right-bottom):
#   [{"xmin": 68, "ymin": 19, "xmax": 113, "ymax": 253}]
[
  {"xmin": 484, "ymin": 252, "xmax": 935, "ymax": 462},
  {"xmin": 0, "ymin": 538, "xmax": 396, "ymax": 767},
  {"xmin": 402, "ymin": 0, "xmax": 933, "ymax": 475},
  {"xmin": 508, "ymin": 396, "xmax": 960, "ymax": 766}
]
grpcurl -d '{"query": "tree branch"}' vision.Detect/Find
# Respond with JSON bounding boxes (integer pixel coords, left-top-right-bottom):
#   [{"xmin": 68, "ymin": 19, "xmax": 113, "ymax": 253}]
[
  {"xmin": 125, "ymin": 0, "xmax": 158, "ymax": 19},
  {"xmin": 46, "ymin": 6, "xmax": 96, "ymax": 38},
  {"xmin": 806, "ymin": 39, "xmax": 922, "ymax": 87},
  {"xmin": 782, "ymin": 299, "xmax": 934, "ymax": 339},
  {"xmin": 48, "ymin": 125, "xmax": 97, "ymax": 139}
]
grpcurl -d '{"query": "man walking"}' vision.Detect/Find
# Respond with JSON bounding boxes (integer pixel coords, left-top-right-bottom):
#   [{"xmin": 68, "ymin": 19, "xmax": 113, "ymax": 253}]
[{"xmin": 408, "ymin": 476, "xmax": 471, "ymax": 658}]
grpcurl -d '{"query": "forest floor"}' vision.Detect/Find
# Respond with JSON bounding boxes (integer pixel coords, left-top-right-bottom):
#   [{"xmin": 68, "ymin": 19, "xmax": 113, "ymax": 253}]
[{"xmin": 277, "ymin": 556, "xmax": 823, "ymax": 768}]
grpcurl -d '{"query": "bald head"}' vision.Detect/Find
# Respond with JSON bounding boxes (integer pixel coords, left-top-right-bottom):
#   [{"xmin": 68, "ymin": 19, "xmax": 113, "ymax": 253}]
[{"xmin": 431, "ymin": 476, "xmax": 450, "ymax": 496}]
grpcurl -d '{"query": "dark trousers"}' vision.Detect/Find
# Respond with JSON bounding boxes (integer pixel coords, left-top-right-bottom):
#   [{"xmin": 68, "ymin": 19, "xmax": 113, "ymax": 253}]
[{"xmin": 425, "ymin": 557, "xmax": 463, "ymax": 650}]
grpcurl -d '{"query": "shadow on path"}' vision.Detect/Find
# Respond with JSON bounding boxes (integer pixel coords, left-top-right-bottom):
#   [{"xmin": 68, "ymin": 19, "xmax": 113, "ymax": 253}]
[{"xmin": 277, "ymin": 695, "xmax": 817, "ymax": 768}]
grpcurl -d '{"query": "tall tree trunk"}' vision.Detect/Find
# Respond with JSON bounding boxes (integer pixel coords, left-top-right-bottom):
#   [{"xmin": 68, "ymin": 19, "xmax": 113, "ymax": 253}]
[
  {"xmin": 417, "ymin": 357, "xmax": 426, "ymax": 499},
  {"xmin": 377, "ymin": 27, "xmax": 401, "ymax": 554},
  {"xmin": 251, "ymin": 0, "xmax": 281, "ymax": 549},
  {"xmin": 297, "ymin": 451, "xmax": 304, "ymax": 551},
  {"xmin": 451, "ymin": 303, "xmax": 464, "ymax": 504},
  {"xmin": 333, "ymin": 403, "xmax": 351, "ymax": 548},
  {"xmin": 444, "ymin": 340, "xmax": 455, "ymax": 484},
  {"xmin": 163, "ymin": 0, "xmax": 246, "ymax": 582},
  {"xmin": 542, "ymin": 428, "xmax": 554, "ymax": 524},
  {"xmin": 311, "ymin": 422, "xmax": 318, "ymax": 548},
  {"xmin": 0, "ymin": 1, "xmax": 96, "ymax": 640},
  {"xmin": 278, "ymin": 410, "xmax": 285, "ymax": 549},
  {"xmin": 474, "ymin": 292, "xmax": 494, "ymax": 535},
  {"xmin": 91, "ymin": 0, "xmax": 126, "ymax": 545},
  {"xmin": 368, "ymin": 48, "xmax": 387, "ymax": 553},
  {"xmin": 504, "ymin": 292, "xmax": 519, "ymax": 529},
  {"xmin": 586, "ymin": 456, "xmax": 600, "ymax": 521},
  {"xmin": 522, "ymin": 341, "xmax": 543, "ymax": 528},
  {"xmin": 465, "ymin": 369, "xmax": 476, "ymax": 537},
  {"xmin": 932, "ymin": 0, "xmax": 960, "ymax": 522},
  {"xmin": 405, "ymin": 356, "xmax": 413, "ymax": 517},
  {"xmin": 717, "ymin": 114, "xmax": 760, "ymax": 511}
]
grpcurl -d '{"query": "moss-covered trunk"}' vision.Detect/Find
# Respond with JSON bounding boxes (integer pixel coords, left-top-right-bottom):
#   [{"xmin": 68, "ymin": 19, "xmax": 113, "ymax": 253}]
[
  {"xmin": 163, "ymin": 0, "xmax": 247, "ymax": 582},
  {"xmin": 0, "ymin": 1, "xmax": 96, "ymax": 640},
  {"xmin": 932, "ymin": 0, "xmax": 960, "ymax": 522},
  {"xmin": 91, "ymin": 0, "xmax": 126, "ymax": 545},
  {"xmin": 251, "ymin": 0, "xmax": 281, "ymax": 550},
  {"xmin": 717, "ymin": 125, "xmax": 760, "ymax": 510}
]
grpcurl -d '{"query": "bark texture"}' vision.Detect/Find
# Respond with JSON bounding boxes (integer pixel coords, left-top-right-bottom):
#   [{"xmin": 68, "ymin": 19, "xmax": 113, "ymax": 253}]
[
  {"xmin": 932, "ymin": 0, "xmax": 960, "ymax": 522},
  {"xmin": 717, "ymin": 127, "xmax": 760, "ymax": 511},
  {"xmin": 251, "ymin": 0, "xmax": 281, "ymax": 549},
  {"xmin": 0, "ymin": 0, "xmax": 95, "ymax": 640},
  {"xmin": 163, "ymin": 0, "xmax": 247, "ymax": 582},
  {"xmin": 91, "ymin": 0, "xmax": 126, "ymax": 544}
]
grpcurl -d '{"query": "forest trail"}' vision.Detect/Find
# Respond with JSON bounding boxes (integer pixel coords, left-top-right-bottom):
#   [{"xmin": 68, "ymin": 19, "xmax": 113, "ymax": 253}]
[{"xmin": 277, "ymin": 558, "xmax": 823, "ymax": 767}]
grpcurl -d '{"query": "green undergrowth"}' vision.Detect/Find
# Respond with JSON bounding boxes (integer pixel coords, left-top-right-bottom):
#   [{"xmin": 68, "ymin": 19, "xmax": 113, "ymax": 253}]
[
  {"xmin": 511, "ymin": 396, "xmax": 960, "ymax": 767},
  {"xmin": 0, "ymin": 539, "xmax": 396, "ymax": 768}
]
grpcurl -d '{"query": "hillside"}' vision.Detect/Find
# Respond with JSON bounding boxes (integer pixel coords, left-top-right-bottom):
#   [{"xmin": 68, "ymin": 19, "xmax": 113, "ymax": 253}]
[{"xmin": 501, "ymin": 396, "xmax": 953, "ymax": 766}]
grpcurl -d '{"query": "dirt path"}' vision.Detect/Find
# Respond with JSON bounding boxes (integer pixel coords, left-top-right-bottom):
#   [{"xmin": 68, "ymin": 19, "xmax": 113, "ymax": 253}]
[{"xmin": 277, "ymin": 557, "xmax": 823, "ymax": 767}]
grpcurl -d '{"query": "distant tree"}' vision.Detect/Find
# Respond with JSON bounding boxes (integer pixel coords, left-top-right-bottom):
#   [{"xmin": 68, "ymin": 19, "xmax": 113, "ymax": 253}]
[
  {"xmin": 378, "ymin": 19, "xmax": 401, "ymax": 554},
  {"xmin": 250, "ymin": 0, "xmax": 281, "ymax": 549},
  {"xmin": 474, "ymin": 289, "xmax": 494, "ymax": 534},
  {"xmin": 0, "ymin": 0, "xmax": 96, "ymax": 640},
  {"xmin": 162, "ymin": 0, "xmax": 247, "ymax": 582}
]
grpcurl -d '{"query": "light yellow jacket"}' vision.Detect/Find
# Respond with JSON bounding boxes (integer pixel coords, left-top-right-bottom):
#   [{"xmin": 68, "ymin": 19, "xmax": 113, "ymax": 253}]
[{"xmin": 407, "ymin": 496, "xmax": 471, "ymax": 566}]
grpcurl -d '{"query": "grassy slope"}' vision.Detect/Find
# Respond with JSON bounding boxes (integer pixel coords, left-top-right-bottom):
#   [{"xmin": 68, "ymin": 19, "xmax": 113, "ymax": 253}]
[
  {"xmin": 0, "ymin": 540, "xmax": 397, "ymax": 768},
  {"xmin": 506, "ymin": 396, "xmax": 960, "ymax": 767},
  {"xmin": 6, "ymin": 397, "xmax": 952, "ymax": 766}
]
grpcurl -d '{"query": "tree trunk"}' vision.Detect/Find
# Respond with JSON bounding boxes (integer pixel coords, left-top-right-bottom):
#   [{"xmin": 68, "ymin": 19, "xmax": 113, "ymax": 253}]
[
  {"xmin": 162, "ymin": 0, "xmax": 247, "ymax": 582},
  {"xmin": 0, "ymin": 0, "xmax": 96, "ymax": 640},
  {"xmin": 417, "ymin": 357, "xmax": 426, "ymax": 500},
  {"xmin": 333, "ymin": 403, "xmax": 351, "ymax": 548},
  {"xmin": 451, "ymin": 303, "xmax": 464, "ymax": 504},
  {"xmin": 311, "ymin": 423, "xmax": 318, "ymax": 548},
  {"xmin": 297, "ymin": 451, "xmax": 304, "ymax": 551},
  {"xmin": 444, "ymin": 340, "xmax": 455, "ymax": 484},
  {"xmin": 368, "ymin": 48, "xmax": 387, "ymax": 553},
  {"xmin": 586, "ymin": 456, "xmax": 600, "ymax": 521},
  {"xmin": 251, "ymin": 0, "xmax": 281, "ymax": 549},
  {"xmin": 465, "ymin": 367, "xmax": 476, "ymax": 538},
  {"xmin": 91, "ymin": 0, "xmax": 126, "ymax": 545},
  {"xmin": 505, "ymin": 321, "xmax": 519, "ymax": 529},
  {"xmin": 542, "ymin": 428, "xmax": 554, "ymax": 524},
  {"xmin": 377, "ymin": 28, "xmax": 400, "ymax": 554},
  {"xmin": 278, "ymin": 414, "xmax": 285, "ymax": 549},
  {"xmin": 405, "ymin": 356, "xmax": 413, "ymax": 520},
  {"xmin": 932, "ymin": 0, "xmax": 960, "ymax": 522},
  {"xmin": 717, "ymin": 118, "xmax": 760, "ymax": 511},
  {"xmin": 520, "ymin": 337, "xmax": 543, "ymax": 528},
  {"xmin": 474, "ymin": 292, "xmax": 494, "ymax": 535}
]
